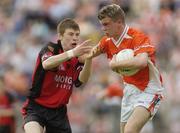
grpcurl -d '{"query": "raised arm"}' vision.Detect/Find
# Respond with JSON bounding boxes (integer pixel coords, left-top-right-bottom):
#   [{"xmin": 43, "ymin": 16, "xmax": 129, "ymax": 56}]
[{"xmin": 42, "ymin": 40, "xmax": 92, "ymax": 70}]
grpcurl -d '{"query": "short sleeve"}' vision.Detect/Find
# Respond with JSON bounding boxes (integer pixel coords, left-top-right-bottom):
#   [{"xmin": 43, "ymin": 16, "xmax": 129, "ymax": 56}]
[
  {"xmin": 98, "ymin": 36, "xmax": 109, "ymax": 53},
  {"xmin": 40, "ymin": 47, "xmax": 53, "ymax": 62},
  {"xmin": 39, "ymin": 44, "xmax": 58, "ymax": 71}
]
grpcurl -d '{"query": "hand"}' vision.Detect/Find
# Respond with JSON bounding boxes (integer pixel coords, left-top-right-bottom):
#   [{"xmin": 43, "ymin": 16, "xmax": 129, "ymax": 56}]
[
  {"xmin": 86, "ymin": 45, "xmax": 101, "ymax": 59},
  {"xmin": 73, "ymin": 40, "xmax": 93, "ymax": 57},
  {"xmin": 109, "ymin": 55, "xmax": 120, "ymax": 73},
  {"xmin": 78, "ymin": 53, "xmax": 94, "ymax": 63},
  {"xmin": 109, "ymin": 55, "xmax": 117, "ymax": 69},
  {"xmin": 78, "ymin": 45, "xmax": 97, "ymax": 63}
]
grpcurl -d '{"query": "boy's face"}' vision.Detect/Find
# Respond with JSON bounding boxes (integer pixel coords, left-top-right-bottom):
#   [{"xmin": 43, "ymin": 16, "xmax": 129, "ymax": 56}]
[
  {"xmin": 60, "ymin": 28, "xmax": 80, "ymax": 51},
  {"xmin": 99, "ymin": 17, "xmax": 123, "ymax": 39}
]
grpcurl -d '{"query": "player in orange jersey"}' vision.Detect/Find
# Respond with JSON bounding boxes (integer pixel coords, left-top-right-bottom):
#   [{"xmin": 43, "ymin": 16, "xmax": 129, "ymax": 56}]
[{"xmin": 89, "ymin": 4, "xmax": 164, "ymax": 133}]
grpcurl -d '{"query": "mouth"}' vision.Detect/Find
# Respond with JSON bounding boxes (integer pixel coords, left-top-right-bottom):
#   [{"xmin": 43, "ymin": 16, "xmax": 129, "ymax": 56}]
[
  {"xmin": 105, "ymin": 32, "xmax": 109, "ymax": 36},
  {"xmin": 71, "ymin": 43, "xmax": 77, "ymax": 47}
]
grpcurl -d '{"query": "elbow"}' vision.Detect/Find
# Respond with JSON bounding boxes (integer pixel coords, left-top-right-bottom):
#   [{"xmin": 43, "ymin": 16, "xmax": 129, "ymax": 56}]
[
  {"xmin": 79, "ymin": 73, "xmax": 91, "ymax": 83},
  {"xmin": 134, "ymin": 53, "xmax": 149, "ymax": 69},
  {"xmin": 83, "ymin": 78, "xmax": 89, "ymax": 83},
  {"xmin": 136, "ymin": 55, "xmax": 148, "ymax": 69},
  {"xmin": 42, "ymin": 61, "xmax": 51, "ymax": 70},
  {"xmin": 138, "ymin": 60, "xmax": 148, "ymax": 69},
  {"xmin": 79, "ymin": 77, "xmax": 89, "ymax": 84},
  {"xmin": 143, "ymin": 61, "xmax": 148, "ymax": 68}
]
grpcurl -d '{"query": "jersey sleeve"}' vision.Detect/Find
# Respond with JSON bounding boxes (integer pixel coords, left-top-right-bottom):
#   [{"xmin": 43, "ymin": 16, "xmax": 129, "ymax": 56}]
[
  {"xmin": 39, "ymin": 44, "xmax": 58, "ymax": 71},
  {"xmin": 40, "ymin": 46, "xmax": 54, "ymax": 62},
  {"xmin": 98, "ymin": 36, "xmax": 109, "ymax": 53},
  {"xmin": 133, "ymin": 35, "xmax": 155, "ymax": 57}
]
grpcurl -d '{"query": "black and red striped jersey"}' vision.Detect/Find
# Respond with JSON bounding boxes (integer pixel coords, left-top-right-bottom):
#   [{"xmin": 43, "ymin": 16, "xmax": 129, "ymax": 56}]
[{"xmin": 28, "ymin": 40, "xmax": 84, "ymax": 108}]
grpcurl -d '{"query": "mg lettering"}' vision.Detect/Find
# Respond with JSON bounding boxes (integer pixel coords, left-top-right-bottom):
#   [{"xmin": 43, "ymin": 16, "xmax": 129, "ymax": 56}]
[{"xmin": 54, "ymin": 75, "xmax": 73, "ymax": 84}]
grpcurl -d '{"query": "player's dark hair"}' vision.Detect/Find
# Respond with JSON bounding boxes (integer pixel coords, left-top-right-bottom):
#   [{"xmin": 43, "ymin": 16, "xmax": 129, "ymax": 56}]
[{"xmin": 57, "ymin": 18, "xmax": 80, "ymax": 35}]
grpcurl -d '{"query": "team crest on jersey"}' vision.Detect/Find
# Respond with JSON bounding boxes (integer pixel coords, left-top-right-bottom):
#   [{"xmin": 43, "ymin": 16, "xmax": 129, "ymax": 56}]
[
  {"xmin": 59, "ymin": 64, "xmax": 65, "ymax": 71},
  {"xmin": 42, "ymin": 52, "xmax": 53, "ymax": 61}
]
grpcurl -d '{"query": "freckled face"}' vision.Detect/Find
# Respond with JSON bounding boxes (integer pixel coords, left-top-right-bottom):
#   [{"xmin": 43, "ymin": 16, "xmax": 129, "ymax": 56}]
[
  {"xmin": 60, "ymin": 28, "xmax": 80, "ymax": 51},
  {"xmin": 100, "ymin": 17, "xmax": 123, "ymax": 39}
]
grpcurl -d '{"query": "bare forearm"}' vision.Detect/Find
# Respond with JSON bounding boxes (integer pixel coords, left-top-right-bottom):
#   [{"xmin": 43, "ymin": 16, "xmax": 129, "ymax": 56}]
[
  {"xmin": 111, "ymin": 53, "xmax": 148, "ymax": 69},
  {"xmin": 42, "ymin": 50, "xmax": 74, "ymax": 70},
  {"xmin": 113, "ymin": 58, "xmax": 139, "ymax": 69},
  {"xmin": 79, "ymin": 59, "xmax": 92, "ymax": 83}
]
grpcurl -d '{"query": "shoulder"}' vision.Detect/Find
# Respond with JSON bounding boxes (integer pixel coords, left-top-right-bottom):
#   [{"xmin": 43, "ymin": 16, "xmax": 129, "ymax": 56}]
[
  {"xmin": 128, "ymin": 27, "xmax": 148, "ymax": 39},
  {"xmin": 99, "ymin": 36, "xmax": 111, "ymax": 47},
  {"xmin": 99, "ymin": 36, "xmax": 110, "ymax": 43},
  {"xmin": 44, "ymin": 42, "xmax": 57, "ymax": 50},
  {"xmin": 40, "ymin": 42, "xmax": 57, "ymax": 54}
]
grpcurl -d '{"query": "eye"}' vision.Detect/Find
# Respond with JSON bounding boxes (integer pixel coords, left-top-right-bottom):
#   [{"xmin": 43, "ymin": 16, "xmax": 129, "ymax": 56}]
[
  {"xmin": 68, "ymin": 32, "xmax": 74, "ymax": 36},
  {"xmin": 76, "ymin": 33, "xmax": 80, "ymax": 36},
  {"xmin": 103, "ymin": 23, "xmax": 107, "ymax": 26}
]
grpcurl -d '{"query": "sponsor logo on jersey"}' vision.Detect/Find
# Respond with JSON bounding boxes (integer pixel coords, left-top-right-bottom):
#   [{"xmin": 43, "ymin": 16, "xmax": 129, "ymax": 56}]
[{"xmin": 54, "ymin": 75, "xmax": 73, "ymax": 89}]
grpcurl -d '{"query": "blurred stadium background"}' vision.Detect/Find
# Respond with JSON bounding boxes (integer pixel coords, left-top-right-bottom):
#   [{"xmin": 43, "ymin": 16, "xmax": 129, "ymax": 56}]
[{"xmin": 0, "ymin": 0, "xmax": 180, "ymax": 133}]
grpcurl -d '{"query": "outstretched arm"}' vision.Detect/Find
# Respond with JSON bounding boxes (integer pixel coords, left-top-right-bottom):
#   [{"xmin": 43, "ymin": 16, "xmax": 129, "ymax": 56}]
[
  {"xmin": 42, "ymin": 40, "xmax": 92, "ymax": 70},
  {"xmin": 78, "ymin": 44, "xmax": 103, "ymax": 83}
]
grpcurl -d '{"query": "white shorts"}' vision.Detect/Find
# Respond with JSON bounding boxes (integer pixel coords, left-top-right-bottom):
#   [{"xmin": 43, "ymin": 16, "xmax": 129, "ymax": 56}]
[{"xmin": 121, "ymin": 83, "xmax": 163, "ymax": 122}]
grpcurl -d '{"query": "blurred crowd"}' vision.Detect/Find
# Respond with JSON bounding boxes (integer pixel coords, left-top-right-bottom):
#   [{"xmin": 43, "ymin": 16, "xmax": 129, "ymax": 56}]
[{"xmin": 0, "ymin": 0, "xmax": 180, "ymax": 133}]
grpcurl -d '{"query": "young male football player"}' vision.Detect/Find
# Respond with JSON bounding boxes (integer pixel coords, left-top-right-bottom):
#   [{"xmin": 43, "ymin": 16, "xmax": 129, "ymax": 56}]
[
  {"xmin": 22, "ymin": 18, "xmax": 93, "ymax": 133},
  {"xmin": 89, "ymin": 4, "xmax": 164, "ymax": 133}
]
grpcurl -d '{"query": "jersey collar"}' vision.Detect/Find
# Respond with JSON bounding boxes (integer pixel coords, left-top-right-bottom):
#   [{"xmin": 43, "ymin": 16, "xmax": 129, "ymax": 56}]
[
  {"xmin": 57, "ymin": 40, "xmax": 64, "ymax": 51},
  {"xmin": 111, "ymin": 25, "xmax": 130, "ymax": 47}
]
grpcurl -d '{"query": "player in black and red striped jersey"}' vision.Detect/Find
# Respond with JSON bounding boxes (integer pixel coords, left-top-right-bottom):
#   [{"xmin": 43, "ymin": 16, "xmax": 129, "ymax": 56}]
[
  {"xmin": 21, "ymin": 18, "xmax": 93, "ymax": 133},
  {"xmin": 0, "ymin": 77, "xmax": 15, "ymax": 133}
]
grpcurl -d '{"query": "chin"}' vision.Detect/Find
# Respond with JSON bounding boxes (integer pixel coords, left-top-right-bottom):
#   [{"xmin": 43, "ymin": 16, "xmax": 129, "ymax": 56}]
[
  {"xmin": 105, "ymin": 33, "xmax": 111, "ymax": 37},
  {"xmin": 71, "ymin": 45, "xmax": 77, "ymax": 49}
]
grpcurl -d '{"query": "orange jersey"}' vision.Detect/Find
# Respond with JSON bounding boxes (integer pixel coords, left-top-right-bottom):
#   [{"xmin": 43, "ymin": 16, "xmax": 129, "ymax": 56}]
[{"xmin": 98, "ymin": 25, "xmax": 162, "ymax": 91}]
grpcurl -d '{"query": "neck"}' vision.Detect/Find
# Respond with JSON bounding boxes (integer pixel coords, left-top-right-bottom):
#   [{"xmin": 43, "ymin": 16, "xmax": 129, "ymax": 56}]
[
  {"xmin": 113, "ymin": 24, "xmax": 126, "ymax": 41},
  {"xmin": 61, "ymin": 44, "xmax": 66, "ymax": 51},
  {"xmin": 59, "ymin": 40, "xmax": 67, "ymax": 51}
]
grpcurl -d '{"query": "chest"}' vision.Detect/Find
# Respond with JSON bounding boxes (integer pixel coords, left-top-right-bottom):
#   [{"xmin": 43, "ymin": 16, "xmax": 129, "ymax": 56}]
[{"xmin": 105, "ymin": 39, "xmax": 134, "ymax": 59}]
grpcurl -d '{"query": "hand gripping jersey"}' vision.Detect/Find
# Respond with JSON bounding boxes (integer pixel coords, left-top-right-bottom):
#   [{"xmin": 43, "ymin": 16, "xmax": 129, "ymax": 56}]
[
  {"xmin": 98, "ymin": 25, "xmax": 163, "ymax": 92},
  {"xmin": 28, "ymin": 40, "xmax": 84, "ymax": 108}
]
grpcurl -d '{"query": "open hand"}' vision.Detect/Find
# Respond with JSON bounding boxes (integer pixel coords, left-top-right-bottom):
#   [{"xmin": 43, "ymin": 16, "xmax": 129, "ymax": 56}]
[{"xmin": 73, "ymin": 39, "xmax": 93, "ymax": 57}]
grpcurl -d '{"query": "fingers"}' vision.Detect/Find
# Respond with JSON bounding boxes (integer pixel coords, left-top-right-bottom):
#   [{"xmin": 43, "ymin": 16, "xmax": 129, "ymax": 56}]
[
  {"xmin": 74, "ymin": 45, "xmax": 93, "ymax": 57},
  {"xmin": 78, "ymin": 40, "xmax": 93, "ymax": 50}
]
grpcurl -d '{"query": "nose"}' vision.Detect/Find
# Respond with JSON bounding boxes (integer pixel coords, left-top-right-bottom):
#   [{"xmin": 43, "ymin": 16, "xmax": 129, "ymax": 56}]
[
  {"xmin": 101, "ymin": 26, "xmax": 106, "ymax": 31},
  {"xmin": 102, "ymin": 26, "xmax": 108, "ymax": 33},
  {"xmin": 73, "ymin": 35, "xmax": 78, "ymax": 41}
]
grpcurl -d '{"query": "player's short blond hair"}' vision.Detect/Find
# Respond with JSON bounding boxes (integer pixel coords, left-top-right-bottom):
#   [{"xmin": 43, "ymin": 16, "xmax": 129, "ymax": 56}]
[
  {"xmin": 57, "ymin": 18, "xmax": 80, "ymax": 35},
  {"xmin": 98, "ymin": 4, "xmax": 125, "ymax": 23}
]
